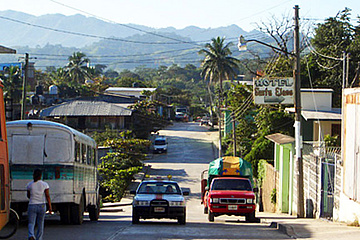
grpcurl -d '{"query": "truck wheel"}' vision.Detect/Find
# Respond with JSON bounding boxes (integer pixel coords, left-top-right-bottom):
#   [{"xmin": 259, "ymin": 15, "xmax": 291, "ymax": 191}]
[
  {"xmin": 178, "ymin": 212, "xmax": 186, "ymax": 225},
  {"xmin": 204, "ymin": 206, "xmax": 208, "ymax": 214},
  {"xmin": 208, "ymin": 211, "xmax": 214, "ymax": 222},
  {"xmin": 132, "ymin": 209, "xmax": 139, "ymax": 224},
  {"xmin": 245, "ymin": 211, "xmax": 256, "ymax": 222}
]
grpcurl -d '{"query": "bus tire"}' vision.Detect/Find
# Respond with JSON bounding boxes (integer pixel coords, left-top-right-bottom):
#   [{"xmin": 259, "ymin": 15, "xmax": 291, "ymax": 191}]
[
  {"xmin": 89, "ymin": 197, "xmax": 100, "ymax": 221},
  {"xmin": 71, "ymin": 195, "xmax": 84, "ymax": 225},
  {"xmin": 0, "ymin": 209, "xmax": 19, "ymax": 239},
  {"xmin": 60, "ymin": 205, "xmax": 71, "ymax": 224}
]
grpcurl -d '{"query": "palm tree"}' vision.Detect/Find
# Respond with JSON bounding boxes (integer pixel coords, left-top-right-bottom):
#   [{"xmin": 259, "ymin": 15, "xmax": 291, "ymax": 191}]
[
  {"xmin": 199, "ymin": 36, "xmax": 240, "ymax": 157},
  {"xmin": 66, "ymin": 52, "xmax": 91, "ymax": 85}
]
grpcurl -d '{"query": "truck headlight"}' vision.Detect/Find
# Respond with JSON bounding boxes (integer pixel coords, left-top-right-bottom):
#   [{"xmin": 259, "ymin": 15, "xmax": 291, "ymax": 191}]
[
  {"xmin": 134, "ymin": 200, "xmax": 150, "ymax": 206},
  {"xmin": 246, "ymin": 198, "xmax": 254, "ymax": 204},
  {"xmin": 169, "ymin": 200, "xmax": 185, "ymax": 206},
  {"xmin": 211, "ymin": 198, "xmax": 219, "ymax": 203}
]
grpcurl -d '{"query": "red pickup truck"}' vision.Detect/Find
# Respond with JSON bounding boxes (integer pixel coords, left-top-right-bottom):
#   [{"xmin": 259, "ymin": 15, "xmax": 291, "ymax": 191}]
[{"xmin": 201, "ymin": 157, "xmax": 258, "ymax": 222}]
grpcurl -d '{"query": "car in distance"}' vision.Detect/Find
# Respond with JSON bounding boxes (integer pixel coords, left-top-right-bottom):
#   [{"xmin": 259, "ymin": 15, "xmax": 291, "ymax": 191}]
[
  {"xmin": 153, "ymin": 136, "xmax": 168, "ymax": 153},
  {"xmin": 131, "ymin": 179, "xmax": 188, "ymax": 224}
]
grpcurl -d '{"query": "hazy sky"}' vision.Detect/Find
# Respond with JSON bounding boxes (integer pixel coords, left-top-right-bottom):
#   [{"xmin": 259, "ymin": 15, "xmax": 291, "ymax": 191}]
[{"xmin": 0, "ymin": 0, "xmax": 359, "ymax": 31}]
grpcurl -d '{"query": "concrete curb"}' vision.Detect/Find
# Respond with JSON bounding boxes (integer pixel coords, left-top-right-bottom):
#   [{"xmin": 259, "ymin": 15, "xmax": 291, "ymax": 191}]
[{"xmin": 270, "ymin": 222, "xmax": 297, "ymax": 239}]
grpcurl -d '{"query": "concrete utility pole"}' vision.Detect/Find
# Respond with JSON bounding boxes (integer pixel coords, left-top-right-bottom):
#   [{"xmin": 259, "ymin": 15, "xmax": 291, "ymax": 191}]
[
  {"xmin": 21, "ymin": 53, "xmax": 29, "ymax": 120},
  {"xmin": 294, "ymin": 5, "xmax": 305, "ymax": 218},
  {"xmin": 232, "ymin": 113, "xmax": 237, "ymax": 157},
  {"xmin": 238, "ymin": 5, "xmax": 305, "ymax": 218}
]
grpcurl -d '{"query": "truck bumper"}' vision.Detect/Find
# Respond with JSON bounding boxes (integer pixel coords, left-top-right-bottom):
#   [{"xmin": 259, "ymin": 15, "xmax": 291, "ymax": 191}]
[{"xmin": 209, "ymin": 204, "xmax": 256, "ymax": 216}]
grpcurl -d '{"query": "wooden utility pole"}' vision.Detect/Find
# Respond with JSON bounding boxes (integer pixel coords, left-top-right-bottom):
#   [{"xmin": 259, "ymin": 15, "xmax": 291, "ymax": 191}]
[
  {"xmin": 294, "ymin": 5, "xmax": 304, "ymax": 218},
  {"xmin": 21, "ymin": 53, "xmax": 29, "ymax": 120}
]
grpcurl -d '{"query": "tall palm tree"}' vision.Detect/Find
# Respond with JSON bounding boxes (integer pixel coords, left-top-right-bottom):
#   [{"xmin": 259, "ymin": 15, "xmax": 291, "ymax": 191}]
[
  {"xmin": 66, "ymin": 52, "xmax": 91, "ymax": 85},
  {"xmin": 199, "ymin": 36, "xmax": 240, "ymax": 157}
]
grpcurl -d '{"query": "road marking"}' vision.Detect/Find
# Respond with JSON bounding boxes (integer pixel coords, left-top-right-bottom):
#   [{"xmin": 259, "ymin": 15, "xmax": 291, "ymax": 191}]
[{"xmin": 106, "ymin": 226, "xmax": 128, "ymax": 240}]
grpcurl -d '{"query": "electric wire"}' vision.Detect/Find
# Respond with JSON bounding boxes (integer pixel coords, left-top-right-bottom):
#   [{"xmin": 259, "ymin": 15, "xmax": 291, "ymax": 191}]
[{"xmin": 49, "ymin": 0, "xmax": 201, "ymax": 46}]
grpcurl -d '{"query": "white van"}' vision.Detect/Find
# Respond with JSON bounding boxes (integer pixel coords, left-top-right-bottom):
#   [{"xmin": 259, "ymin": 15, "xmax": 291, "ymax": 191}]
[{"xmin": 153, "ymin": 136, "xmax": 168, "ymax": 153}]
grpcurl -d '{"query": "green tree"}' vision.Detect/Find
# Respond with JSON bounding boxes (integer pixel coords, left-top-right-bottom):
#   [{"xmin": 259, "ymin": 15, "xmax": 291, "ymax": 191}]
[
  {"xmin": 1, "ymin": 65, "xmax": 23, "ymax": 104},
  {"xmin": 199, "ymin": 37, "xmax": 240, "ymax": 154},
  {"xmin": 98, "ymin": 137, "xmax": 151, "ymax": 202},
  {"xmin": 66, "ymin": 52, "xmax": 91, "ymax": 85},
  {"xmin": 309, "ymin": 8, "xmax": 360, "ymax": 106}
]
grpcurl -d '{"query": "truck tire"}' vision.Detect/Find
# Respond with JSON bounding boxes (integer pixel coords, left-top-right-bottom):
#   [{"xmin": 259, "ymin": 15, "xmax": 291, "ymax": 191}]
[
  {"xmin": 204, "ymin": 206, "xmax": 208, "ymax": 214},
  {"xmin": 245, "ymin": 211, "xmax": 256, "ymax": 222},
  {"xmin": 71, "ymin": 194, "xmax": 84, "ymax": 225},
  {"xmin": 132, "ymin": 209, "xmax": 139, "ymax": 224},
  {"xmin": 208, "ymin": 211, "xmax": 214, "ymax": 222},
  {"xmin": 178, "ymin": 212, "xmax": 186, "ymax": 225}
]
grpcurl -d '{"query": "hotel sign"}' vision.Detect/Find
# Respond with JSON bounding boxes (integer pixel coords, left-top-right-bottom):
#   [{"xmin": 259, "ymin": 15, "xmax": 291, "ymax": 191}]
[{"xmin": 253, "ymin": 77, "xmax": 294, "ymax": 105}]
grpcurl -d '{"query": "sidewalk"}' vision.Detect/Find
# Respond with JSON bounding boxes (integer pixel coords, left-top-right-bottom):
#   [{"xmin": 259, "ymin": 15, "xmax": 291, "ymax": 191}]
[{"xmin": 258, "ymin": 211, "xmax": 360, "ymax": 239}]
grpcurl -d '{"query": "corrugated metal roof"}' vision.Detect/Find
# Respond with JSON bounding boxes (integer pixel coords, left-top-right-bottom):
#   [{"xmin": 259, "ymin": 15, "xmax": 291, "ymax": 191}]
[
  {"xmin": 40, "ymin": 100, "xmax": 133, "ymax": 117},
  {"xmin": 266, "ymin": 133, "xmax": 295, "ymax": 144},
  {"xmin": 105, "ymin": 87, "xmax": 157, "ymax": 92},
  {"xmin": 285, "ymin": 108, "xmax": 341, "ymax": 121}
]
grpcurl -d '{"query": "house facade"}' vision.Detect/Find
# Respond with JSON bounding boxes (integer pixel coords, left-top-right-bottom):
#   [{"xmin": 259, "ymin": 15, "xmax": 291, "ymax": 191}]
[
  {"xmin": 39, "ymin": 94, "xmax": 137, "ymax": 131},
  {"xmin": 265, "ymin": 89, "xmax": 342, "ymax": 219},
  {"xmin": 335, "ymin": 87, "xmax": 360, "ymax": 223}
]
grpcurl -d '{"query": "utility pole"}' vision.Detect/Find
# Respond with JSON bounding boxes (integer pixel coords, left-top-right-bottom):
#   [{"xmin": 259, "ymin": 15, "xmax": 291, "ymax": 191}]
[
  {"xmin": 232, "ymin": 113, "xmax": 237, "ymax": 157},
  {"xmin": 294, "ymin": 5, "xmax": 304, "ymax": 218},
  {"xmin": 21, "ymin": 53, "xmax": 29, "ymax": 120}
]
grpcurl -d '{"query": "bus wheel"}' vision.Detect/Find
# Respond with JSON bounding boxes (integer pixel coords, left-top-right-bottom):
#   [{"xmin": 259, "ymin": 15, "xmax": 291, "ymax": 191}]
[
  {"xmin": 0, "ymin": 208, "xmax": 19, "ymax": 239},
  {"xmin": 71, "ymin": 195, "xmax": 84, "ymax": 225},
  {"xmin": 60, "ymin": 205, "xmax": 71, "ymax": 224},
  {"xmin": 89, "ymin": 197, "xmax": 100, "ymax": 221}
]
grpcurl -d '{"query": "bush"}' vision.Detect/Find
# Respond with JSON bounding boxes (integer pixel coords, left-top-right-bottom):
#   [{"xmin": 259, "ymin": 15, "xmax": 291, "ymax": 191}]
[{"xmin": 98, "ymin": 138, "xmax": 151, "ymax": 202}]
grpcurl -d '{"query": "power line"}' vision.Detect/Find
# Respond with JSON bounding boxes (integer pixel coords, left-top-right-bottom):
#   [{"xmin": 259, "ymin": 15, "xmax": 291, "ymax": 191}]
[
  {"xmin": 0, "ymin": 15, "xmax": 198, "ymax": 45},
  {"xmin": 49, "ymin": 0, "xmax": 201, "ymax": 46}
]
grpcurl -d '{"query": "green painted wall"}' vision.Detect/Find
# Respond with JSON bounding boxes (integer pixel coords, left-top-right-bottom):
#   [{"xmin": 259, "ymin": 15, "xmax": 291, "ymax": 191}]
[{"xmin": 281, "ymin": 145, "xmax": 291, "ymax": 213}]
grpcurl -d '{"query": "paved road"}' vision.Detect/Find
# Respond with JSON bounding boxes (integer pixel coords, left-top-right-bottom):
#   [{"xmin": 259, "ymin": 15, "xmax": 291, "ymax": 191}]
[{"xmin": 8, "ymin": 122, "xmax": 290, "ymax": 240}]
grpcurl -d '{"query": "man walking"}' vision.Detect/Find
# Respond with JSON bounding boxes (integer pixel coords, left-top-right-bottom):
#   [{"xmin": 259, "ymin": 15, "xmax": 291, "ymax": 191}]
[{"xmin": 26, "ymin": 169, "xmax": 52, "ymax": 240}]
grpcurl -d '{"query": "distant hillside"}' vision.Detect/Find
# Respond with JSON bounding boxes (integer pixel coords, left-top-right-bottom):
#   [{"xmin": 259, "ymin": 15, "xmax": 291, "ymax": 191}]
[
  {"xmin": 0, "ymin": 10, "xmax": 253, "ymax": 48},
  {"xmin": 0, "ymin": 10, "xmax": 271, "ymax": 70}
]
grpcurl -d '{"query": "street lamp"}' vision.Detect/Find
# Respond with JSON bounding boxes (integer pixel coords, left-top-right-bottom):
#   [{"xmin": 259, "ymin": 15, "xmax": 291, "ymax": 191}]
[{"xmin": 238, "ymin": 5, "xmax": 304, "ymax": 218}]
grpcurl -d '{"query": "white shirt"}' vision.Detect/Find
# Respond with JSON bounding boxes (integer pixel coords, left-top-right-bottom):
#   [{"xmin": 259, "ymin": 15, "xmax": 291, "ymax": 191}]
[{"xmin": 26, "ymin": 180, "xmax": 49, "ymax": 205}]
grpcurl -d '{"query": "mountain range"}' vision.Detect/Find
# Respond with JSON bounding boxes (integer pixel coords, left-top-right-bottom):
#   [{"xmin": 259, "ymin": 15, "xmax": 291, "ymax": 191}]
[{"xmin": 0, "ymin": 10, "xmax": 268, "ymax": 70}]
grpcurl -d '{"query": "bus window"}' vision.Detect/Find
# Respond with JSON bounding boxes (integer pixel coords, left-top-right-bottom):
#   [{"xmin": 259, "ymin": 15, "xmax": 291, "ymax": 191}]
[
  {"xmin": 81, "ymin": 144, "xmax": 86, "ymax": 164},
  {"xmin": 0, "ymin": 164, "xmax": 5, "ymax": 210},
  {"xmin": 87, "ymin": 147, "xmax": 91, "ymax": 165},
  {"xmin": 75, "ymin": 142, "xmax": 80, "ymax": 162}
]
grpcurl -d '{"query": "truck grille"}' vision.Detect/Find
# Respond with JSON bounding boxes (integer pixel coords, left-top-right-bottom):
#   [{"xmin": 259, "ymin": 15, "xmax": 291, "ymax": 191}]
[
  {"xmin": 219, "ymin": 198, "xmax": 246, "ymax": 204},
  {"xmin": 150, "ymin": 200, "xmax": 168, "ymax": 207}
]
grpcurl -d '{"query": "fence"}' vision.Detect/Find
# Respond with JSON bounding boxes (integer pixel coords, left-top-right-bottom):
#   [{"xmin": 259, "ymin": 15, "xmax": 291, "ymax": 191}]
[{"xmin": 302, "ymin": 141, "xmax": 341, "ymax": 219}]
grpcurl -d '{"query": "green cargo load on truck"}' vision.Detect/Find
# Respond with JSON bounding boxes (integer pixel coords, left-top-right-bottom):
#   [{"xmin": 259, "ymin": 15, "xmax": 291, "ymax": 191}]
[{"xmin": 207, "ymin": 156, "xmax": 254, "ymax": 187}]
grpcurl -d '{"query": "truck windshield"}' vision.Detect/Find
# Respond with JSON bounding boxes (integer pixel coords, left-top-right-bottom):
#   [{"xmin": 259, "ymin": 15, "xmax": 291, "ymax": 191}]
[
  {"xmin": 138, "ymin": 182, "xmax": 181, "ymax": 194},
  {"xmin": 211, "ymin": 179, "xmax": 252, "ymax": 191},
  {"xmin": 155, "ymin": 140, "xmax": 166, "ymax": 145}
]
